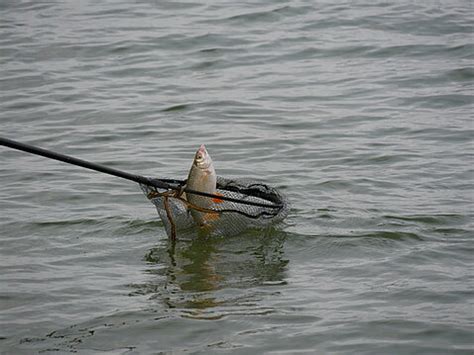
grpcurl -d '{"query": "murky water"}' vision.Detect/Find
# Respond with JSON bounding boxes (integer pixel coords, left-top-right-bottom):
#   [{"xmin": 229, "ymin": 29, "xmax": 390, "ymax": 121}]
[{"xmin": 1, "ymin": 1, "xmax": 473, "ymax": 354}]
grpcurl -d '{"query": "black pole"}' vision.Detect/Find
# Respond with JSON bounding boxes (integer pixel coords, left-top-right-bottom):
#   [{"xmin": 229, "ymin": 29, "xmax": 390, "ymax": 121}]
[
  {"xmin": 0, "ymin": 137, "xmax": 282, "ymax": 209},
  {"xmin": 0, "ymin": 136, "xmax": 171, "ymax": 189}
]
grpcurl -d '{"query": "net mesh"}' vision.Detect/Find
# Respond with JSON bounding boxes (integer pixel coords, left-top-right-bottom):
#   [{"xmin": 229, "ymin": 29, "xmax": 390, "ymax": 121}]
[{"xmin": 140, "ymin": 176, "xmax": 289, "ymax": 239}]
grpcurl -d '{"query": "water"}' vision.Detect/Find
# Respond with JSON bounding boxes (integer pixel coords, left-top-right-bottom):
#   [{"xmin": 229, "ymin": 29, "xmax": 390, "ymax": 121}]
[{"xmin": 0, "ymin": 1, "xmax": 473, "ymax": 353}]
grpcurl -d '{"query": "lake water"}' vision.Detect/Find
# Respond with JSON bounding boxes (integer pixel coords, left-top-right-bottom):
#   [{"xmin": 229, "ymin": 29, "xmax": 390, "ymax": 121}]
[{"xmin": 0, "ymin": 1, "xmax": 473, "ymax": 354}]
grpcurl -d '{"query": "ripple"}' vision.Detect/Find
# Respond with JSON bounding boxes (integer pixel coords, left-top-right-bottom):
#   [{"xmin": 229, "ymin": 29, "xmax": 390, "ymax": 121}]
[{"xmin": 0, "ymin": 0, "xmax": 473, "ymax": 354}]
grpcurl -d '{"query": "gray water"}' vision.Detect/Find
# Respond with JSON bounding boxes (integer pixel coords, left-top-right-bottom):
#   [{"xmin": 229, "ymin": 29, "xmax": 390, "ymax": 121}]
[{"xmin": 1, "ymin": 1, "xmax": 473, "ymax": 354}]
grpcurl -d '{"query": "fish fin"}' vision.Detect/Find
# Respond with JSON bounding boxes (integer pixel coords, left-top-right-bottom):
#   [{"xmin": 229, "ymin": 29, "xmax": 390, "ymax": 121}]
[
  {"xmin": 197, "ymin": 213, "xmax": 220, "ymax": 235},
  {"xmin": 203, "ymin": 212, "xmax": 220, "ymax": 222},
  {"xmin": 212, "ymin": 192, "xmax": 224, "ymax": 204}
]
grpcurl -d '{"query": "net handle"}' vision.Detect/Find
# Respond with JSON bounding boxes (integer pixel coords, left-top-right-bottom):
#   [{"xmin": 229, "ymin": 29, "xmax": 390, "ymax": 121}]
[{"xmin": 0, "ymin": 137, "xmax": 283, "ymax": 209}]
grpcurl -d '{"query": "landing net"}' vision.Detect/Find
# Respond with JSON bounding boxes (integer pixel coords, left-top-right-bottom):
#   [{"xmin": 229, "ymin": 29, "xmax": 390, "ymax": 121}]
[{"xmin": 140, "ymin": 176, "xmax": 289, "ymax": 239}]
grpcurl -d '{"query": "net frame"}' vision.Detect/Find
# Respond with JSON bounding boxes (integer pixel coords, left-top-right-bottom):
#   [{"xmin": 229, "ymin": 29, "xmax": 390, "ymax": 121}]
[{"xmin": 141, "ymin": 176, "xmax": 289, "ymax": 240}]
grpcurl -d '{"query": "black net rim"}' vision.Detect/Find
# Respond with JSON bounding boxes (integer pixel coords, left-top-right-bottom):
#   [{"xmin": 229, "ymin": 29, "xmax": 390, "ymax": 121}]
[
  {"xmin": 144, "ymin": 176, "xmax": 287, "ymax": 211},
  {"xmin": 140, "ymin": 176, "xmax": 289, "ymax": 239}
]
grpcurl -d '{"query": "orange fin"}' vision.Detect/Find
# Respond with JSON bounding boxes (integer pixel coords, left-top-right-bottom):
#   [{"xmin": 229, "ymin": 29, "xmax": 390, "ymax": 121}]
[
  {"xmin": 203, "ymin": 212, "xmax": 220, "ymax": 222},
  {"xmin": 212, "ymin": 192, "xmax": 224, "ymax": 204}
]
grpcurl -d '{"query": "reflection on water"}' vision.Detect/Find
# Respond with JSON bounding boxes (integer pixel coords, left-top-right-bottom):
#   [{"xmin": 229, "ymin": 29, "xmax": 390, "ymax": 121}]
[
  {"xmin": 12, "ymin": 231, "xmax": 289, "ymax": 352},
  {"xmin": 134, "ymin": 230, "xmax": 288, "ymax": 316}
]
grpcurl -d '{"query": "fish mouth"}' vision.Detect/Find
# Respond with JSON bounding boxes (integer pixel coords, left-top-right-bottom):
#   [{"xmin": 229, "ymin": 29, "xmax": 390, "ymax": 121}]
[
  {"xmin": 198, "ymin": 144, "xmax": 207, "ymax": 154},
  {"xmin": 194, "ymin": 144, "xmax": 212, "ymax": 169}
]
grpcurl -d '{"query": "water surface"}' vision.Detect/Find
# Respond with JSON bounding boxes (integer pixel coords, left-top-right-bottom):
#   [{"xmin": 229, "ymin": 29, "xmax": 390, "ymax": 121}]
[{"xmin": 0, "ymin": 1, "xmax": 473, "ymax": 354}]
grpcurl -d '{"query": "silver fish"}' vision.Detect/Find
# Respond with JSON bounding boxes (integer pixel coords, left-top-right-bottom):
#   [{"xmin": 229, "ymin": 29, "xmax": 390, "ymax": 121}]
[{"xmin": 186, "ymin": 144, "xmax": 219, "ymax": 226}]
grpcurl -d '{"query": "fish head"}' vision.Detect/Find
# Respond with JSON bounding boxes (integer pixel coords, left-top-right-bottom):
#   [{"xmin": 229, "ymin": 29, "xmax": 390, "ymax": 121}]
[{"xmin": 193, "ymin": 144, "xmax": 213, "ymax": 169}]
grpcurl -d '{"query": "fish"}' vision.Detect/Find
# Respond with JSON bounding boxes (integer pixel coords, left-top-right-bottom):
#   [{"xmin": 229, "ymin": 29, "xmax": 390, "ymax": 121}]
[{"xmin": 186, "ymin": 144, "xmax": 222, "ymax": 227}]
